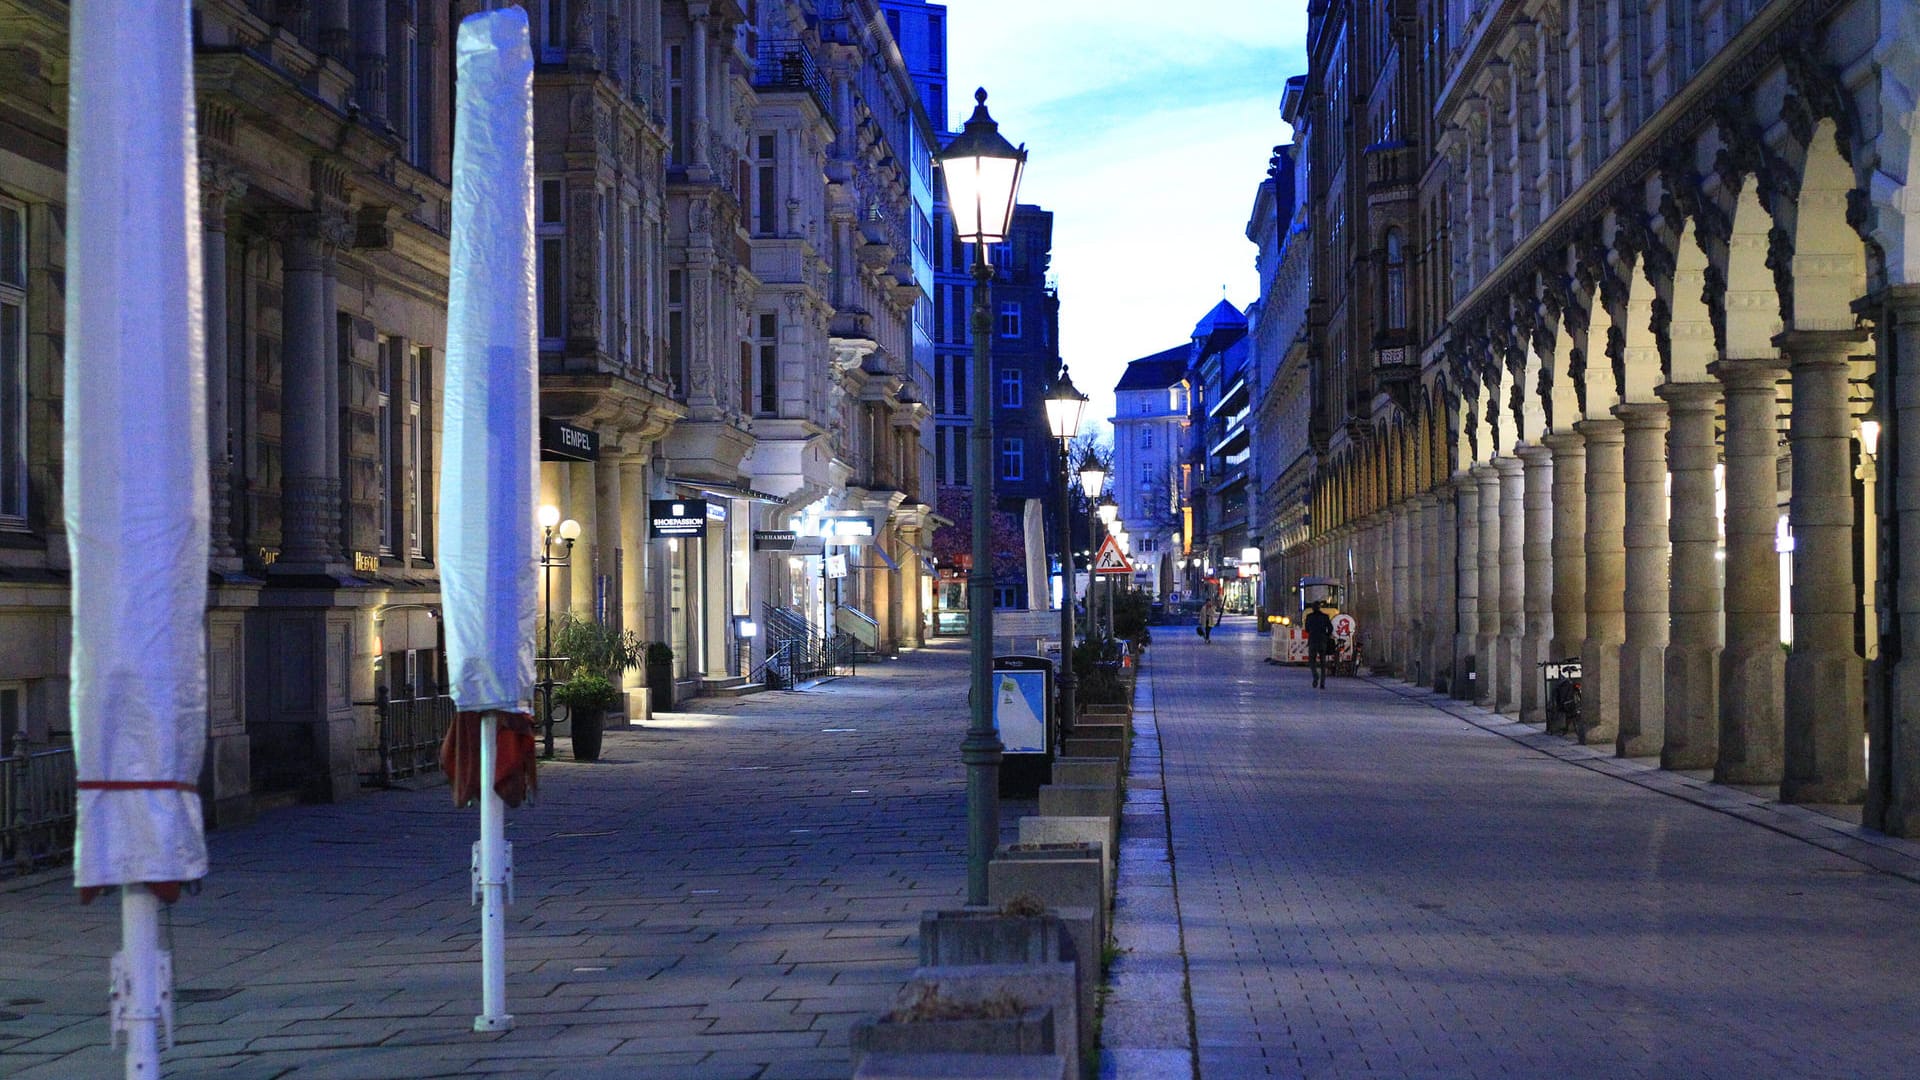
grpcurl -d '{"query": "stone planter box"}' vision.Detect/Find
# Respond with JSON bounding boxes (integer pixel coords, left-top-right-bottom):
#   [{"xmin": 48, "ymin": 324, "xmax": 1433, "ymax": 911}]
[
  {"xmin": 1018, "ymin": 816, "xmax": 1114, "ymax": 883},
  {"xmin": 920, "ymin": 909, "xmax": 1074, "ymax": 968},
  {"xmin": 1038, "ymin": 783, "xmax": 1118, "ymax": 825},
  {"xmin": 1062, "ymin": 735, "xmax": 1123, "ymax": 761},
  {"xmin": 989, "ymin": 845, "xmax": 1106, "ymax": 1056},
  {"xmin": 876, "ymin": 964, "xmax": 1079, "ymax": 1077},
  {"xmin": 853, "ymin": 1051, "xmax": 1067, "ymax": 1079},
  {"xmin": 1049, "ymin": 757, "xmax": 1119, "ymax": 793},
  {"xmin": 850, "ymin": 1006, "xmax": 1055, "ymax": 1065}
]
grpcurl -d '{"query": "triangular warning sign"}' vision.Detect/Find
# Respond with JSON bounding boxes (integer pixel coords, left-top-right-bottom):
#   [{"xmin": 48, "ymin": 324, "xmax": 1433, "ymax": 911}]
[{"xmin": 1092, "ymin": 536, "xmax": 1133, "ymax": 574}]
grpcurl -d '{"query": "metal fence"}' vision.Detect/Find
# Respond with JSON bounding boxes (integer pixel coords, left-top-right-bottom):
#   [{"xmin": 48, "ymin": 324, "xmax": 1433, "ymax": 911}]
[
  {"xmin": 3, "ymin": 734, "xmax": 77, "ymax": 877},
  {"xmin": 368, "ymin": 690, "xmax": 456, "ymax": 787}
]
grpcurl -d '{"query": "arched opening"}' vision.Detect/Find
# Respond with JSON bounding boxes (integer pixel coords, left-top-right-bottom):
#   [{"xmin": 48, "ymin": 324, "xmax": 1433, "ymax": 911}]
[
  {"xmin": 1622, "ymin": 257, "xmax": 1662, "ymax": 403},
  {"xmin": 1382, "ymin": 229, "xmax": 1408, "ymax": 331},
  {"xmin": 1725, "ymin": 182, "xmax": 1781, "ymax": 358},
  {"xmin": 1669, "ymin": 219, "xmax": 1717, "ymax": 383}
]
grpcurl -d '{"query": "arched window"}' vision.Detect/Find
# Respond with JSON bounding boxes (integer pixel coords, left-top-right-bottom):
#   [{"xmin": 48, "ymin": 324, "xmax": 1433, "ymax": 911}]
[{"xmin": 1382, "ymin": 229, "xmax": 1407, "ymax": 331}]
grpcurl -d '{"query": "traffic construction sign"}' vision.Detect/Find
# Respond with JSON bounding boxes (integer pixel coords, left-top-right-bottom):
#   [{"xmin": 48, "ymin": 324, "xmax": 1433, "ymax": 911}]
[{"xmin": 1092, "ymin": 536, "xmax": 1133, "ymax": 575}]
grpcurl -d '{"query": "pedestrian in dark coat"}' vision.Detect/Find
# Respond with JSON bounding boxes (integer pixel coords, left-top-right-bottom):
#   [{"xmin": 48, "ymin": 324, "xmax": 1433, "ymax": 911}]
[{"xmin": 1305, "ymin": 601, "xmax": 1336, "ymax": 688}]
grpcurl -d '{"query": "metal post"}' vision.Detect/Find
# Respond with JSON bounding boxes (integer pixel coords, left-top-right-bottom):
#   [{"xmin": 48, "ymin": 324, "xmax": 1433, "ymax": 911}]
[
  {"xmin": 1056, "ymin": 438, "xmax": 1076, "ymax": 732},
  {"xmin": 540, "ymin": 526, "xmax": 555, "ymax": 759},
  {"xmin": 964, "ymin": 252, "xmax": 1002, "ymax": 907},
  {"xmin": 117, "ymin": 885, "xmax": 165, "ymax": 1078},
  {"xmin": 474, "ymin": 710, "xmax": 513, "ymax": 1031}
]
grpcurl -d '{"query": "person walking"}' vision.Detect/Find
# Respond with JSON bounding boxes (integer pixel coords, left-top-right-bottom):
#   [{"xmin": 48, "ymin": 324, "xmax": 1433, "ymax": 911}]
[
  {"xmin": 1199, "ymin": 595, "xmax": 1217, "ymax": 642},
  {"xmin": 1305, "ymin": 600, "xmax": 1336, "ymax": 688}
]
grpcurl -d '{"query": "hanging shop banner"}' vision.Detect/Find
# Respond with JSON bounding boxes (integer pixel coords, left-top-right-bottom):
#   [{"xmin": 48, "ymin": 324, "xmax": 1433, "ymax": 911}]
[
  {"xmin": 753, "ymin": 530, "xmax": 797, "ymax": 551},
  {"xmin": 539, "ymin": 417, "xmax": 599, "ymax": 461},
  {"xmin": 650, "ymin": 499, "xmax": 708, "ymax": 538}
]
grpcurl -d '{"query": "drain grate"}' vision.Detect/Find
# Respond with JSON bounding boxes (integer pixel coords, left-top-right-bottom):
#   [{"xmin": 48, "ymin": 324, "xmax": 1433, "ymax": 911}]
[{"xmin": 175, "ymin": 988, "xmax": 240, "ymax": 1004}]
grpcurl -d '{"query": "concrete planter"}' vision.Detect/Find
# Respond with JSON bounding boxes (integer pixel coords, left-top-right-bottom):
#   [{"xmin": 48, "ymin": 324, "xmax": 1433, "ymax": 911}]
[
  {"xmin": 850, "ymin": 1006, "xmax": 1055, "ymax": 1065},
  {"xmin": 1049, "ymin": 757, "xmax": 1119, "ymax": 793},
  {"xmin": 989, "ymin": 844, "xmax": 1107, "ymax": 1057},
  {"xmin": 920, "ymin": 909, "xmax": 1075, "ymax": 968},
  {"xmin": 1038, "ymin": 784, "xmax": 1118, "ymax": 826},
  {"xmin": 852, "ymin": 1052, "xmax": 1067, "ymax": 1079},
  {"xmin": 874, "ymin": 964, "xmax": 1080, "ymax": 1078}
]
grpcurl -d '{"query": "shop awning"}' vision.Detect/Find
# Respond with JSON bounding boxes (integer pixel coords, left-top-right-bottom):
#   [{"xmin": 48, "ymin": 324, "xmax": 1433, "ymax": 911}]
[{"xmin": 666, "ymin": 476, "xmax": 788, "ymax": 504}]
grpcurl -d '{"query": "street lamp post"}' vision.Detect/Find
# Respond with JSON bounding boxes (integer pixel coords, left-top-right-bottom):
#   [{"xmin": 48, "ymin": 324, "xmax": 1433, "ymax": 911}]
[
  {"xmin": 938, "ymin": 87, "xmax": 1026, "ymax": 907},
  {"xmin": 1096, "ymin": 496, "xmax": 1118, "ymax": 637},
  {"xmin": 1078, "ymin": 451, "xmax": 1107, "ymax": 641},
  {"xmin": 1045, "ymin": 366, "xmax": 1089, "ymax": 734},
  {"xmin": 537, "ymin": 504, "xmax": 582, "ymax": 759}
]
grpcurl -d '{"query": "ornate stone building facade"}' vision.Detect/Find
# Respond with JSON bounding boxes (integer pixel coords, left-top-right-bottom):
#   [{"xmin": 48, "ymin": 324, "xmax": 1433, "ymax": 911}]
[
  {"xmin": 1288, "ymin": 0, "xmax": 1920, "ymax": 833},
  {"xmin": 0, "ymin": 0, "xmax": 936, "ymax": 821}
]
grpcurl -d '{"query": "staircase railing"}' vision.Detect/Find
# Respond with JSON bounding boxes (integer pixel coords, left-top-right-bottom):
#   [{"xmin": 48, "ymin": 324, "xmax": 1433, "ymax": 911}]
[{"xmin": 761, "ymin": 604, "xmax": 856, "ymax": 686}]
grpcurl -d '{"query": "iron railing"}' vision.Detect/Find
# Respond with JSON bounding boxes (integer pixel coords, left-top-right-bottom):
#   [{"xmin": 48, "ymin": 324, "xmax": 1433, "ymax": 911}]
[
  {"xmin": 761, "ymin": 604, "xmax": 856, "ymax": 688},
  {"xmin": 3, "ymin": 733, "xmax": 76, "ymax": 877},
  {"xmin": 366, "ymin": 689, "xmax": 456, "ymax": 787},
  {"xmin": 754, "ymin": 39, "xmax": 832, "ymax": 118}
]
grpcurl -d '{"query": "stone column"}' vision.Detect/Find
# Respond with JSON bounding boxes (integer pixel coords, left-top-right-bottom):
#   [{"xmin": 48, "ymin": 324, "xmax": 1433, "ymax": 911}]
[
  {"xmin": 1658, "ymin": 383, "xmax": 1723, "ymax": 770},
  {"xmin": 1780, "ymin": 330, "xmax": 1869, "ymax": 804},
  {"xmin": 1545, "ymin": 431, "xmax": 1588, "ymax": 733},
  {"xmin": 1431, "ymin": 491, "xmax": 1456, "ymax": 693},
  {"xmin": 1474, "ymin": 463, "xmax": 1501, "ymax": 706},
  {"xmin": 1614, "ymin": 402, "xmax": 1670, "ymax": 757},
  {"xmin": 1395, "ymin": 503, "xmax": 1416, "ymax": 680},
  {"xmin": 1516, "ymin": 445, "xmax": 1554, "ymax": 723},
  {"xmin": 1407, "ymin": 499, "xmax": 1426, "ymax": 684},
  {"xmin": 1874, "ymin": 286, "xmax": 1920, "ymax": 835},
  {"xmin": 1453, "ymin": 474, "xmax": 1481, "ymax": 699},
  {"xmin": 619, "ymin": 457, "xmax": 649, "ymax": 648},
  {"xmin": 1496, "ymin": 456, "xmax": 1525, "ymax": 714},
  {"xmin": 1575, "ymin": 416, "xmax": 1625, "ymax": 745},
  {"xmin": 689, "ymin": 7, "xmax": 711, "ymax": 168},
  {"xmin": 277, "ymin": 216, "xmax": 342, "ymax": 570},
  {"xmin": 595, "ymin": 448, "xmax": 623, "ymax": 630},
  {"xmin": 353, "ymin": 0, "xmax": 388, "ymax": 128},
  {"xmin": 201, "ymin": 163, "xmax": 245, "ymax": 569},
  {"xmin": 1710, "ymin": 357, "xmax": 1786, "ymax": 785}
]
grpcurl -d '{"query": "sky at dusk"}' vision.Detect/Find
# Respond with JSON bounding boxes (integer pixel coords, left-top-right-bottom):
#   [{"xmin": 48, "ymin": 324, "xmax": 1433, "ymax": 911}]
[{"xmin": 945, "ymin": 1, "xmax": 1310, "ymax": 436}]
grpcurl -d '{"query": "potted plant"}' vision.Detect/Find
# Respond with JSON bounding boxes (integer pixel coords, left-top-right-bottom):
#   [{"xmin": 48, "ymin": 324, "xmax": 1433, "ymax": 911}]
[
  {"xmin": 552, "ymin": 674, "xmax": 619, "ymax": 760},
  {"xmin": 645, "ymin": 640, "xmax": 676, "ymax": 713},
  {"xmin": 550, "ymin": 614, "xmax": 642, "ymax": 761}
]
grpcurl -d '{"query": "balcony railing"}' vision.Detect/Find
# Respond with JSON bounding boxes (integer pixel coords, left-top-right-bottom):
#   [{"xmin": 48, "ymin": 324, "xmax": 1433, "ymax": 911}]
[
  {"xmin": 3, "ymin": 734, "xmax": 76, "ymax": 878},
  {"xmin": 755, "ymin": 39, "xmax": 832, "ymax": 120}
]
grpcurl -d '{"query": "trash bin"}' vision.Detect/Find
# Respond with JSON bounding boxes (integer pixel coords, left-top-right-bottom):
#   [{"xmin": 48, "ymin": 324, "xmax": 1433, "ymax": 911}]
[{"xmin": 993, "ymin": 655, "xmax": 1055, "ymax": 797}]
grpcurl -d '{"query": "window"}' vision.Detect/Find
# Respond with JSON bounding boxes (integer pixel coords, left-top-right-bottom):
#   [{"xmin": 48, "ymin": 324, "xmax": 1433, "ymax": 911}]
[
  {"xmin": 753, "ymin": 134, "xmax": 779, "ymax": 235},
  {"xmin": 597, "ymin": 191, "xmax": 612, "ymax": 348},
  {"xmin": 0, "ymin": 198, "xmax": 23, "ymax": 523},
  {"xmin": 667, "ymin": 270, "xmax": 686, "ymax": 395},
  {"xmin": 1140, "ymin": 427, "xmax": 1152, "ymax": 450},
  {"xmin": 952, "ymin": 355, "xmax": 968, "ymax": 416},
  {"xmin": 538, "ymin": 0, "xmax": 566, "ymax": 63},
  {"xmin": 998, "ymin": 301, "xmax": 1021, "ymax": 339},
  {"xmin": 668, "ymin": 45, "xmax": 687, "ymax": 164},
  {"xmin": 406, "ymin": 345, "xmax": 428, "ymax": 558},
  {"xmin": 375, "ymin": 335, "xmax": 395, "ymax": 555},
  {"xmin": 1383, "ymin": 228, "xmax": 1407, "ymax": 331},
  {"xmin": 933, "ymin": 355, "xmax": 947, "ymax": 413},
  {"xmin": 756, "ymin": 313, "xmax": 778, "ymax": 416},
  {"xmin": 0, "ymin": 682, "xmax": 19, "ymax": 747},
  {"xmin": 999, "ymin": 367, "xmax": 1022, "ymax": 408},
  {"xmin": 537, "ymin": 180, "xmax": 565, "ymax": 344},
  {"xmin": 929, "ymin": 14, "xmax": 944, "ymax": 71},
  {"xmin": 1000, "ymin": 437, "xmax": 1024, "ymax": 482},
  {"xmin": 991, "ymin": 242, "xmax": 1012, "ymax": 272}
]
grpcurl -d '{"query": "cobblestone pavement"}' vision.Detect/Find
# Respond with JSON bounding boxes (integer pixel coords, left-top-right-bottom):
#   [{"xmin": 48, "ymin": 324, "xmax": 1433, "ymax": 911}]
[
  {"xmin": 0, "ymin": 644, "xmax": 1003, "ymax": 1080},
  {"xmin": 1154, "ymin": 617, "xmax": 1920, "ymax": 1079}
]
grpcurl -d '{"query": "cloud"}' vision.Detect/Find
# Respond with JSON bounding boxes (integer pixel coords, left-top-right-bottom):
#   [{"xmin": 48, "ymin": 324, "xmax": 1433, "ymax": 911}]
[{"xmin": 946, "ymin": 2, "xmax": 1309, "ymax": 432}]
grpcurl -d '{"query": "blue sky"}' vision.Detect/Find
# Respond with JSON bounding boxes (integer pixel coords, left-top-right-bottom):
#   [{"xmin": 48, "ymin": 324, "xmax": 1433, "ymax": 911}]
[{"xmin": 946, "ymin": 1, "xmax": 1309, "ymax": 436}]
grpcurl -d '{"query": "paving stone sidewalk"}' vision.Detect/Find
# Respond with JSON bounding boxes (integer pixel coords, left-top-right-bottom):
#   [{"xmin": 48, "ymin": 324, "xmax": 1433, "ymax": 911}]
[
  {"xmin": 0, "ymin": 644, "xmax": 1005, "ymax": 1080},
  {"xmin": 1154, "ymin": 616, "xmax": 1920, "ymax": 1079}
]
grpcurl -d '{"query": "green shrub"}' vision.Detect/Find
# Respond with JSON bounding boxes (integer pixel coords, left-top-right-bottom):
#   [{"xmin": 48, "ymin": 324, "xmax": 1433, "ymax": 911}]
[
  {"xmin": 552, "ymin": 673, "xmax": 621, "ymax": 710},
  {"xmin": 549, "ymin": 613, "xmax": 642, "ymax": 681}
]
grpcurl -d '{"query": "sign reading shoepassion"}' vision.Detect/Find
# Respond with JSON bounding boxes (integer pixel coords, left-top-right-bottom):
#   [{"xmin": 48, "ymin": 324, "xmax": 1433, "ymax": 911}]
[{"xmin": 650, "ymin": 499, "xmax": 708, "ymax": 538}]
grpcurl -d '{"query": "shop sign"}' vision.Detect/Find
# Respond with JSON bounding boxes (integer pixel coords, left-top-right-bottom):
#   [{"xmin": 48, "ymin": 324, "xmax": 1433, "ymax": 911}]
[
  {"xmin": 826, "ymin": 553, "xmax": 849, "ymax": 578},
  {"xmin": 540, "ymin": 418, "xmax": 599, "ymax": 461},
  {"xmin": 753, "ymin": 530, "xmax": 797, "ymax": 551},
  {"xmin": 706, "ymin": 501, "xmax": 728, "ymax": 522},
  {"xmin": 650, "ymin": 499, "xmax": 708, "ymax": 538},
  {"xmin": 353, "ymin": 551, "xmax": 380, "ymax": 573},
  {"xmin": 789, "ymin": 536, "xmax": 826, "ymax": 556}
]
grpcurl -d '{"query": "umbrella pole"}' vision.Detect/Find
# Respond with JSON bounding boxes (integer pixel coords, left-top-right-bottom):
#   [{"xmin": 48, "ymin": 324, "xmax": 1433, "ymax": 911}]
[
  {"xmin": 117, "ymin": 885, "xmax": 167, "ymax": 1077},
  {"xmin": 474, "ymin": 710, "xmax": 514, "ymax": 1032}
]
